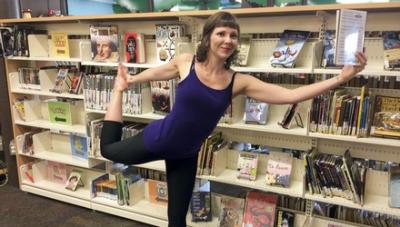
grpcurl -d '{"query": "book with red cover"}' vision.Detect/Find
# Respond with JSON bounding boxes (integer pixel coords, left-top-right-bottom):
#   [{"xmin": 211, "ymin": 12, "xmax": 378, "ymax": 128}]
[{"xmin": 242, "ymin": 191, "xmax": 278, "ymax": 227}]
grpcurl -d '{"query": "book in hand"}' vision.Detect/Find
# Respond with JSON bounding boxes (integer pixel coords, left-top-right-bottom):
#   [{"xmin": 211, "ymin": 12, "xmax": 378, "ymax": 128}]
[
  {"xmin": 65, "ymin": 170, "xmax": 84, "ymax": 191},
  {"xmin": 269, "ymin": 30, "xmax": 310, "ymax": 68},
  {"xmin": 334, "ymin": 9, "xmax": 367, "ymax": 65},
  {"xmin": 382, "ymin": 31, "xmax": 400, "ymax": 70},
  {"xmin": 370, "ymin": 95, "xmax": 400, "ymax": 139}
]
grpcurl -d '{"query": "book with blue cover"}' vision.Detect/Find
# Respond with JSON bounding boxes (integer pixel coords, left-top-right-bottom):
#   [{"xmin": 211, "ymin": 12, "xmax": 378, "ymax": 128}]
[
  {"xmin": 70, "ymin": 134, "xmax": 88, "ymax": 159},
  {"xmin": 270, "ymin": 30, "xmax": 310, "ymax": 68},
  {"xmin": 383, "ymin": 31, "xmax": 400, "ymax": 70}
]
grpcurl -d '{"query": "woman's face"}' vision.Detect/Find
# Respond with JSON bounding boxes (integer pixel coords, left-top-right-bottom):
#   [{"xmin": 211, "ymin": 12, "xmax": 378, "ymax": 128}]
[{"xmin": 209, "ymin": 26, "xmax": 239, "ymax": 60}]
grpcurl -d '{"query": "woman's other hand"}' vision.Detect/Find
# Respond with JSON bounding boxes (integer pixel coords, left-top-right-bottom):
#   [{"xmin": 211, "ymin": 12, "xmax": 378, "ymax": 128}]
[{"xmin": 338, "ymin": 52, "xmax": 367, "ymax": 82}]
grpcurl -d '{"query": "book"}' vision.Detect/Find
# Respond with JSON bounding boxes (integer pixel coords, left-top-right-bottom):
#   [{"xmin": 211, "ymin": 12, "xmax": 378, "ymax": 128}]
[
  {"xmin": 50, "ymin": 68, "xmax": 68, "ymax": 93},
  {"xmin": 235, "ymin": 34, "xmax": 251, "ymax": 66},
  {"xmin": 219, "ymin": 195, "xmax": 245, "ymax": 227},
  {"xmin": 265, "ymin": 151, "xmax": 293, "ymax": 188},
  {"xmin": 69, "ymin": 134, "xmax": 88, "ymax": 159},
  {"xmin": 47, "ymin": 161, "xmax": 67, "ymax": 184},
  {"xmin": 242, "ymin": 191, "xmax": 278, "ymax": 227},
  {"xmin": 237, "ymin": 152, "xmax": 258, "ymax": 181},
  {"xmin": 47, "ymin": 99, "xmax": 72, "ymax": 125},
  {"xmin": 124, "ymin": 32, "xmax": 145, "ymax": 63},
  {"xmin": 190, "ymin": 191, "xmax": 212, "ymax": 222},
  {"xmin": 383, "ymin": 31, "xmax": 400, "ymax": 70},
  {"xmin": 147, "ymin": 179, "xmax": 168, "ymax": 206},
  {"xmin": 89, "ymin": 25, "xmax": 119, "ymax": 62},
  {"xmin": 65, "ymin": 170, "xmax": 84, "ymax": 191},
  {"xmin": 243, "ymin": 97, "xmax": 269, "ymax": 125},
  {"xmin": 334, "ymin": 9, "xmax": 367, "ymax": 65},
  {"xmin": 269, "ymin": 30, "xmax": 310, "ymax": 68},
  {"xmin": 275, "ymin": 209, "xmax": 295, "ymax": 227},
  {"xmin": 20, "ymin": 162, "xmax": 34, "ymax": 183},
  {"xmin": 370, "ymin": 95, "xmax": 400, "ymax": 139},
  {"xmin": 150, "ymin": 80, "xmax": 174, "ymax": 114},
  {"xmin": 50, "ymin": 32, "xmax": 70, "ymax": 58},
  {"xmin": 389, "ymin": 166, "xmax": 400, "ymax": 208},
  {"xmin": 321, "ymin": 30, "xmax": 338, "ymax": 68},
  {"xmin": 155, "ymin": 24, "xmax": 185, "ymax": 63},
  {"xmin": 66, "ymin": 70, "xmax": 84, "ymax": 94},
  {"xmin": 0, "ymin": 27, "xmax": 14, "ymax": 57}
]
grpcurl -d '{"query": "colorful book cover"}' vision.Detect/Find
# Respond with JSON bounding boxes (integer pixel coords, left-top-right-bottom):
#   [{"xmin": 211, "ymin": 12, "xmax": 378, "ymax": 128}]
[
  {"xmin": 275, "ymin": 209, "xmax": 295, "ymax": 227},
  {"xmin": 70, "ymin": 134, "xmax": 88, "ymax": 159},
  {"xmin": 370, "ymin": 95, "xmax": 400, "ymax": 139},
  {"xmin": 265, "ymin": 151, "xmax": 293, "ymax": 187},
  {"xmin": 242, "ymin": 191, "xmax": 278, "ymax": 227},
  {"xmin": 321, "ymin": 30, "xmax": 338, "ymax": 68},
  {"xmin": 190, "ymin": 191, "xmax": 212, "ymax": 222},
  {"xmin": 237, "ymin": 152, "xmax": 258, "ymax": 181},
  {"xmin": 90, "ymin": 25, "xmax": 119, "ymax": 62},
  {"xmin": 219, "ymin": 195, "xmax": 245, "ymax": 227},
  {"xmin": 50, "ymin": 68, "xmax": 68, "ymax": 93},
  {"xmin": 65, "ymin": 170, "xmax": 83, "ymax": 191},
  {"xmin": 67, "ymin": 71, "xmax": 83, "ymax": 94},
  {"xmin": 124, "ymin": 32, "xmax": 145, "ymax": 63},
  {"xmin": 244, "ymin": 97, "xmax": 269, "ymax": 125},
  {"xmin": 382, "ymin": 31, "xmax": 400, "ymax": 70},
  {"xmin": 269, "ymin": 30, "xmax": 310, "ymax": 68},
  {"xmin": 150, "ymin": 80, "xmax": 172, "ymax": 114},
  {"xmin": 47, "ymin": 161, "xmax": 67, "ymax": 184},
  {"xmin": 148, "ymin": 179, "xmax": 168, "ymax": 206},
  {"xmin": 48, "ymin": 100, "xmax": 72, "ymax": 125},
  {"xmin": 20, "ymin": 162, "xmax": 34, "ymax": 183},
  {"xmin": 51, "ymin": 32, "xmax": 70, "ymax": 58},
  {"xmin": 155, "ymin": 24, "xmax": 184, "ymax": 63}
]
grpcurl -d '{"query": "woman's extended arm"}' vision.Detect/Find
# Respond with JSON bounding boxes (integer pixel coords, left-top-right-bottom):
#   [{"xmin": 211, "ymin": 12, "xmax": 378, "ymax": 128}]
[{"xmin": 236, "ymin": 52, "xmax": 367, "ymax": 104}]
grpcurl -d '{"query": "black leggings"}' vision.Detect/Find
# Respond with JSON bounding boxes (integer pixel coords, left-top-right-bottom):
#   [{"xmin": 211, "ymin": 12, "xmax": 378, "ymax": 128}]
[{"xmin": 100, "ymin": 121, "xmax": 198, "ymax": 227}]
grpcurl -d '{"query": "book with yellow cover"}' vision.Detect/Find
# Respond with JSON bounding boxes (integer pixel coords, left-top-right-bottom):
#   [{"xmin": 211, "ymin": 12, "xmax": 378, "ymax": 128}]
[{"xmin": 51, "ymin": 32, "xmax": 70, "ymax": 58}]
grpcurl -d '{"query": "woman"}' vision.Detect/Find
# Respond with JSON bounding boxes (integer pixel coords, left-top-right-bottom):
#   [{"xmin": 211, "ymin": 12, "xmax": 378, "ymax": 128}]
[{"xmin": 101, "ymin": 12, "xmax": 366, "ymax": 227}]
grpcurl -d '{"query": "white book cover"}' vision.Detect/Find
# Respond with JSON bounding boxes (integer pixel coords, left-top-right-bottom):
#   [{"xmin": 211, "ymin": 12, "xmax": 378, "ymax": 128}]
[{"xmin": 334, "ymin": 9, "xmax": 367, "ymax": 65}]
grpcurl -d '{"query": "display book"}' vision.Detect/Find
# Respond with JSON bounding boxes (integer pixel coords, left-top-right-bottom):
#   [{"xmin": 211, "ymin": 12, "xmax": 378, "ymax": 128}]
[{"xmin": 334, "ymin": 9, "xmax": 367, "ymax": 66}]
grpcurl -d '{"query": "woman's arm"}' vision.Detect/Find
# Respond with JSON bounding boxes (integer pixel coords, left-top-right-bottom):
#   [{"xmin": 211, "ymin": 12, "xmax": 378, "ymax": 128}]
[
  {"xmin": 104, "ymin": 64, "xmax": 128, "ymax": 122},
  {"xmin": 236, "ymin": 52, "xmax": 367, "ymax": 104}
]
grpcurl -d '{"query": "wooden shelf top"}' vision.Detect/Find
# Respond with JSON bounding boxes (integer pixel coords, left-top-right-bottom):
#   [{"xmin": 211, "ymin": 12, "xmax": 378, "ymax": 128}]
[{"xmin": 1, "ymin": 2, "xmax": 399, "ymax": 24}]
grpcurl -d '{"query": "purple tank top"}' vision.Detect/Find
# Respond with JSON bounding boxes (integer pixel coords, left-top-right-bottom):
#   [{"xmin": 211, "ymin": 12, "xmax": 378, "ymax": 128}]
[{"xmin": 143, "ymin": 58, "xmax": 236, "ymax": 159}]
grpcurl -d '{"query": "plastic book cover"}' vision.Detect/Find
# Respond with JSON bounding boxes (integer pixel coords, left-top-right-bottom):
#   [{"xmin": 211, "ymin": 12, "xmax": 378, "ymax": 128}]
[
  {"xmin": 219, "ymin": 195, "xmax": 245, "ymax": 227},
  {"xmin": 270, "ymin": 30, "xmax": 310, "ymax": 68},
  {"xmin": 90, "ymin": 25, "xmax": 119, "ymax": 62},
  {"xmin": 382, "ymin": 31, "xmax": 400, "ymax": 70},
  {"xmin": 242, "ymin": 191, "xmax": 278, "ymax": 227},
  {"xmin": 370, "ymin": 95, "xmax": 400, "ymax": 139},
  {"xmin": 69, "ymin": 134, "xmax": 88, "ymax": 159},
  {"xmin": 47, "ymin": 100, "xmax": 72, "ymax": 125}
]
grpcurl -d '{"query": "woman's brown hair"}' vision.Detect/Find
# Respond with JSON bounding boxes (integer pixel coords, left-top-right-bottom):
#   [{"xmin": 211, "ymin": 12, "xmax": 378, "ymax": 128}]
[{"xmin": 196, "ymin": 11, "xmax": 240, "ymax": 69}]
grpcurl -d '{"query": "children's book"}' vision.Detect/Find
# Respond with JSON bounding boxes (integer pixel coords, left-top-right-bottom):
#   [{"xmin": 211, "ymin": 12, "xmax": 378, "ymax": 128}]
[
  {"xmin": 334, "ymin": 9, "xmax": 367, "ymax": 65},
  {"xmin": 370, "ymin": 95, "xmax": 400, "ymax": 139},
  {"xmin": 242, "ymin": 191, "xmax": 278, "ymax": 227},
  {"xmin": 218, "ymin": 195, "xmax": 245, "ymax": 227},
  {"xmin": 89, "ymin": 25, "xmax": 119, "ymax": 62},
  {"xmin": 269, "ymin": 30, "xmax": 310, "ymax": 68},
  {"xmin": 65, "ymin": 170, "xmax": 84, "ymax": 191},
  {"xmin": 382, "ymin": 31, "xmax": 400, "ymax": 70},
  {"xmin": 237, "ymin": 152, "xmax": 258, "ymax": 181},
  {"xmin": 50, "ymin": 32, "xmax": 70, "ymax": 58},
  {"xmin": 70, "ymin": 134, "xmax": 88, "ymax": 159},
  {"xmin": 47, "ymin": 100, "xmax": 72, "ymax": 125},
  {"xmin": 47, "ymin": 161, "xmax": 67, "ymax": 185},
  {"xmin": 265, "ymin": 151, "xmax": 293, "ymax": 188}
]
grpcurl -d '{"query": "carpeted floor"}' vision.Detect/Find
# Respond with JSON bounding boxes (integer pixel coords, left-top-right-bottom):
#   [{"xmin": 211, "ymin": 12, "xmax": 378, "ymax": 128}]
[{"xmin": 0, "ymin": 185, "xmax": 153, "ymax": 227}]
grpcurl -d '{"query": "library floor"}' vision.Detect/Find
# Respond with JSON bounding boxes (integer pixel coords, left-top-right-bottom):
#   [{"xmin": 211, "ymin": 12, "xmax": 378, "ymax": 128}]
[{"xmin": 0, "ymin": 185, "xmax": 153, "ymax": 227}]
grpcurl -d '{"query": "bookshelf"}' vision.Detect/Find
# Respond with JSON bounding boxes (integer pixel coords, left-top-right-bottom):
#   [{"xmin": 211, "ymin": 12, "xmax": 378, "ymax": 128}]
[{"xmin": 2, "ymin": 2, "xmax": 400, "ymax": 227}]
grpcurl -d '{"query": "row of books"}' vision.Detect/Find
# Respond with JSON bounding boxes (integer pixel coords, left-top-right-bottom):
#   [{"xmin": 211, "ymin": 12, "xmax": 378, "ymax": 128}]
[
  {"xmin": 305, "ymin": 149, "xmax": 367, "ymax": 205},
  {"xmin": 310, "ymin": 87, "xmax": 400, "ymax": 139},
  {"xmin": 17, "ymin": 67, "xmax": 84, "ymax": 95},
  {"xmin": 15, "ymin": 130, "xmax": 88, "ymax": 160},
  {"xmin": 20, "ymin": 160, "xmax": 84, "ymax": 191},
  {"xmin": 313, "ymin": 201, "xmax": 400, "ymax": 227}
]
